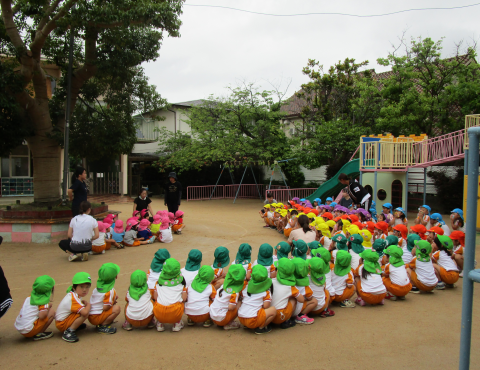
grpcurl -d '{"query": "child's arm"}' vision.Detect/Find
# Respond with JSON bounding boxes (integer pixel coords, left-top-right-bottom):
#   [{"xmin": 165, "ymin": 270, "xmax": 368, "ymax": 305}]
[
  {"xmin": 227, "ymin": 293, "xmax": 238, "ymax": 311},
  {"xmin": 67, "ymin": 226, "xmax": 73, "ymax": 239},
  {"xmin": 182, "ymin": 287, "xmax": 188, "ymax": 301},
  {"xmin": 153, "ymin": 290, "xmax": 158, "ymax": 301},
  {"xmin": 135, "ymin": 237, "xmax": 145, "ymax": 241},
  {"xmin": 79, "ymin": 301, "xmax": 91, "ymax": 315}
]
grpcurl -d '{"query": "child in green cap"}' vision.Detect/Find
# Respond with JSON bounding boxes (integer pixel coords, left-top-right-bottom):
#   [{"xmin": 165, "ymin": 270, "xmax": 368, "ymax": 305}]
[
  {"xmin": 181, "ymin": 249, "xmax": 202, "ymax": 287},
  {"xmin": 406, "ymin": 240, "xmax": 437, "ymax": 293},
  {"xmin": 274, "ymin": 241, "xmax": 291, "ymax": 261},
  {"xmin": 372, "ymin": 239, "xmax": 387, "ymax": 266},
  {"xmin": 185, "ymin": 265, "xmax": 217, "ymax": 328},
  {"xmin": 403, "ymin": 234, "xmax": 420, "ymax": 265},
  {"xmin": 292, "ymin": 240, "xmax": 309, "ymax": 260},
  {"xmin": 153, "ymin": 258, "xmax": 187, "ymax": 332},
  {"xmin": 123, "ymin": 270, "xmax": 154, "ymax": 331},
  {"xmin": 147, "ymin": 248, "xmax": 171, "ymax": 296},
  {"xmin": 271, "ymin": 258, "xmax": 305, "ymax": 329},
  {"xmin": 383, "ymin": 245, "xmax": 411, "ymax": 301},
  {"xmin": 253, "ymin": 243, "xmax": 276, "ymax": 278},
  {"xmin": 292, "ymin": 258, "xmax": 316, "ymax": 324},
  {"xmin": 14, "ymin": 275, "xmax": 56, "ymax": 340},
  {"xmin": 331, "ymin": 250, "xmax": 355, "ymax": 308},
  {"xmin": 238, "ymin": 265, "xmax": 276, "ymax": 334},
  {"xmin": 311, "ymin": 247, "xmax": 336, "ymax": 301},
  {"xmin": 232, "ymin": 243, "xmax": 253, "ymax": 280},
  {"xmin": 431, "ymin": 234, "xmax": 459, "ymax": 289},
  {"xmin": 211, "ymin": 246, "xmax": 230, "ymax": 289},
  {"xmin": 353, "ymin": 249, "xmax": 387, "ymax": 306},
  {"xmin": 88, "ymin": 263, "xmax": 121, "ymax": 334},
  {"xmin": 308, "ymin": 257, "xmax": 335, "ymax": 316},
  {"xmin": 210, "ymin": 264, "xmax": 246, "ymax": 330},
  {"xmin": 55, "ymin": 272, "xmax": 92, "ymax": 342},
  {"xmin": 348, "ymin": 234, "xmax": 365, "ymax": 270}
]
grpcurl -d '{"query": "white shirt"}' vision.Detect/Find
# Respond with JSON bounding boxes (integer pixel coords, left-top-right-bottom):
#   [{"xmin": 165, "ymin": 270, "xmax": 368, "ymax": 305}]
[
  {"xmin": 147, "ymin": 269, "xmax": 161, "ymax": 290},
  {"xmin": 331, "ymin": 271, "xmax": 353, "ymax": 296},
  {"xmin": 411, "ymin": 257, "xmax": 438, "ymax": 286},
  {"xmin": 160, "ymin": 227, "xmax": 173, "ymax": 243},
  {"xmin": 308, "ymin": 276, "xmax": 326, "ymax": 311},
  {"xmin": 238, "ymin": 288, "xmax": 271, "ymax": 318},
  {"xmin": 441, "ymin": 224, "xmax": 451, "ymax": 236},
  {"xmin": 181, "ymin": 268, "xmax": 199, "ymax": 287},
  {"xmin": 92, "ymin": 232, "xmax": 106, "ymax": 246},
  {"xmin": 90, "ymin": 288, "xmax": 116, "ymax": 315},
  {"xmin": 325, "ymin": 270, "xmax": 336, "ymax": 296},
  {"xmin": 433, "ymin": 250, "xmax": 459, "ymax": 272},
  {"xmin": 55, "ymin": 291, "xmax": 85, "ymax": 322},
  {"xmin": 252, "ymin": 260, "xmax": 275, "ymax": 278},
  {"xmin": 210, "ymin": 285, "xmax": 239, "ymax": 322},
  {"xmin": 70, "ymin": 214, "xmax": 98, "ymax": 243},
  {"xmin": 401, "ymin": 245, "xmax": 414, "ymax": 265},
  {"xmin": 349, "ymin": 250, "xmax": 361, "ymax": 270},
  {"xmin": 155, "ymin": 283, "xmax": 184, "ymax": 306},
  {"xmin": 271, "ymin": 279, "xmax": 300, "ymax": 310},
  {"xmin": 14, "ymin": 297, "xmax": 50, "ymax": 334},
  {"xmin": 185, "ymin": 285, "xmax": 215, "ymax": 315},
  {"xmin": 385, "ymin": 263, "xmax": 410, "ymax": 286},
  {"xmin": 126, "ymin": 291, "xmax": 154, "ymax": 321},
  {"xmin": 358, "ymin": 265, "xmax": 386, "ymax": 294}
]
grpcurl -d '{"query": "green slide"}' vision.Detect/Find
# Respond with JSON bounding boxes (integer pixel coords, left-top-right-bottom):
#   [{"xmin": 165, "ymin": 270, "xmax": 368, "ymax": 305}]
[{"xmin": 306, "ymin": 159, "xmax": 360, "ymax": 203}]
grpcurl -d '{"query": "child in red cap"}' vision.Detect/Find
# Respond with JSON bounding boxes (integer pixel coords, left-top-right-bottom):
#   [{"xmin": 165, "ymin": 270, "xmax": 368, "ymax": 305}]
[
  {"xmin": 374, "ymin": 221, "xmax": 388, "ymax": 241},
  {"xmin": 450, "ymin": 231, "xmax": 465, "ymax": 276},
  {"xmin": 426, "ymin": 226, "xmax": 444, "ymax": 243},
  {"xmin": 410, "ymin": 224, "xmax": 427, "ymax": 240}
]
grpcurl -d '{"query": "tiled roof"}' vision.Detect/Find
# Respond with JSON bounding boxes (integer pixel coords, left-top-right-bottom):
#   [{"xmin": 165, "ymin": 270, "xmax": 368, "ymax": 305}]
[{"xmin": 172, "ymin": 99, "xmax": 206, "ymax": 107}]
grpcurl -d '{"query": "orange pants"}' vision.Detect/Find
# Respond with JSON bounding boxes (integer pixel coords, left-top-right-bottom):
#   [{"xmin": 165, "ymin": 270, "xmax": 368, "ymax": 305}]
[
  {"xmin": 383, "ymin": 277, "xmax": 412, "ymax": 297},
  {"xmin": 92, "ymin": 243, "xmax": 106, "ymax": 253},
  {"xmin": 172, "ymin": 224, "xmax": 183, "ymax": 232},
  {"xmin": 106, "ymin": 242, "xmax": 112, "ymax": 250},
  {"xmin": 123, "ymin": 241, "xmax": 141, "ymax": 247},
  {"xmin": 439, "ymin": 267, "xmax": 460, "ymax": 285},
  {"xmin": 212, "ymin": 307, "xmax": 238, "ymax": 327},
  {"xmin": 410, "ymin": 270, "xmax": 435, "ymax": 292},
  {"xmin": 356, "ymin": 281, "xmax": 386, "ymax": 305},
  {"xmin": 284, "ymin": 229, "xmax": 292, "ymax": 238},
  {"xmin": 88, "ymin": 308, "xmax": 113, "ymax": 326},
  {"xmin": 272, "ymin": 301, "xmax": 294, "ymax": 324},
  {"xmin": 334, "ymin": 285, "xmax": 355, "ymax": 302},
  {"xmin": 22, "ymin": 316, "xmax": 49, "ymax": 337},
  {"xmin": 153, "ymin": 302, "xmax": 184, "ymax": 324},
  {"xmin": 187, "ymin": 313, "xmax": 210, "ymax": 323},
  {"xmin": 124, "ymin": 305, "xmax": 154, "ymax": 327},
  {"xmin": 55, "ymin": 313, "xmax": 80, "ymax": 332},
  {"xmin": 311, "ymin": 290, "xmax": 331, "ymax": 314},
  {"xmin": 239, "ymin": 308, "xmax": 266, "ymax": 329}
]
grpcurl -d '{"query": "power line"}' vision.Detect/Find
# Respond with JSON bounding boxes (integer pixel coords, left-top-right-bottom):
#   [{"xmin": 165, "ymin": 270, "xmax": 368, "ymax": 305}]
[{"xmin": 184, "ymin": 2, "xmax": 480, "ymax": 17}]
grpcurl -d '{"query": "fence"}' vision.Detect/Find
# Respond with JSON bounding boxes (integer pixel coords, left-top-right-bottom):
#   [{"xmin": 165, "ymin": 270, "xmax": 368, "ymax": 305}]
[
  {"xmin": 186, "ymin": 184, "xmax": 289, "ymax": 201},
  {"xmin": 187, "ymin": 185, "xmax": 225, "ymax": 201},
  {"xmin": 87, "ymin": 172, "xmax": 122, "ymax": 195},
  {"xmin": 265, "ymin": 188, "xmax": 318, "ymax": 204}
]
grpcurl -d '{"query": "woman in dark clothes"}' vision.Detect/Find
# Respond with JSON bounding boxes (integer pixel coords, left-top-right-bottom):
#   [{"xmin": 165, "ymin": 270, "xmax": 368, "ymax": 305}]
[
  {"xmin": 164, "ymin": 172, "xmax": 182, "ymax": 214},
  {"xmin": 133, "ymin": 188, "xmax": 154, "ymax": 216},
  {"xmin": 0, "ymin": 237, "xmax": 13, "ymax": 320},
  {"xmin": 68, "ymin": 167, "xmax": 88, "ymax": 217}
]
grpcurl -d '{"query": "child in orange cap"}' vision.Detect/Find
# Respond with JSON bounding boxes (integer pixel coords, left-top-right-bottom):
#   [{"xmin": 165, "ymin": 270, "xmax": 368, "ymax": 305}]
[
  {"xmin": 172, "ymin": 210, "xmax": 185, "ymax": 234},
  {"xmin": 353, "ymin": 249, "xmax": 387, "ymax": 306},
  {"xmin": 426, "ymin": 226, "xmax": 444, "ymax": 243},
  {"xmin": 450, "ymin": 231, "xmax": 465, "ymax": 276},
  {"xmin": 382, "ymin": 245, "xmax": 412, "ymax": 301},
  {"xmin": 393, "ymin": 224, "xmax": 408, "ymax": 249},
  {"xmin": 374, "ymin": 221, "xmax": 388, "ymax": 241},
  {"xmin": 431, "ymin": 235, "xmax": 459, "ymax": 289},
  {"xmin": 410, "ymin": 224, "xmax": 427, "ymax": 240}
]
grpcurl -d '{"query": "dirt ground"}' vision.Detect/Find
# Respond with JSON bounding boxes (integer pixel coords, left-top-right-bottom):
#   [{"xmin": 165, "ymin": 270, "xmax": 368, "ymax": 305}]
[{"xmin": 1, "ymin": 198, "xmax": 479, "ymax": 370}]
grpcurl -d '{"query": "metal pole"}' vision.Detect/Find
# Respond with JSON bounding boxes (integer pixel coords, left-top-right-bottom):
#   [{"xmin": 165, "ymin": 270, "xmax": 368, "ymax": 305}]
[
  {"xmin": 278, "ymin": 164, "xmax": 291, "ymax": 200},
  {"xmin": 250, "ymin": 164, "xmax": 262, "ymax": 201},
  {"xmin": 62, "ymin": 13, "xmax": 75, "ymax": 204},
  {"xmin": 359, "ymin": 170, "xmax": 363, "ymax": 185},
  {"xmin": 374, "ymin": 171, "xmax": 378, "ymax": 210},
  {"xmin": 459, "ymin": 127, "xmax": 480, "ymax": 370},
  {"xmin": 209, "ymin": 164, "xmax": 225, "ymax": 200},
  {"xmin": 233, "ymin": 166, "xmax": 248, "ymax": 204},
  {"xmin": 227, "ymin": 165, "xmax": 235, "ymax": 184},
  {"xmin": 404, "ymin": 168, "xmax": 409, "ymax": 212},
  {"xmin": 423, "ymin": 167, "xmax": 427, "ymax": 205},
  {"xmin": 268, "ymin": 164, "xmax": 275, "ymax": 191}
]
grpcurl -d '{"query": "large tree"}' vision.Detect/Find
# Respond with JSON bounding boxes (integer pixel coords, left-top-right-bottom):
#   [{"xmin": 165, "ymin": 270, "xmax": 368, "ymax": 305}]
[{"xmin": 0, "ymin": 0, "xmax": 182, "ymax": 203}]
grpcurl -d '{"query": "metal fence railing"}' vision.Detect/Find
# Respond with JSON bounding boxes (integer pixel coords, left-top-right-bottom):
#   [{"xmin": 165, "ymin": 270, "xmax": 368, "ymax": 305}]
[
  {"xmin": 186, "ymin": 184, "xmax": 290, "ymax": 201},
  {"xmin": 264, "ymin": 188, "xmax": 318, "ymax": 204}
]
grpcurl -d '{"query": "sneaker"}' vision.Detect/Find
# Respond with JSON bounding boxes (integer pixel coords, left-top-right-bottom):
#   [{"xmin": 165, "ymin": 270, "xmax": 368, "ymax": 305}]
[
  {"xmin": 254, "ymin": 327, "xmax": 269, "ymax": 335},
  {"xmin": 355, "ymin": 297, "xmax": 366, "ymax": 306},
  {"xmin": 172, "ymin": 321, "xmax": 184, "ymax": 332},
  {"xmin": 263, "ymin": 225, "xmax": 270, "ymax": 228},
  {"xmin": 88, "ymin": 251, "xmax": 93, "ymax": 255},
  {"xmin": 101, "ymin": 250, "xmax": 105, "ymax": 254},
  {"xmin": 97, "ymin": 325, "xmax": 116, "ymax": 334},
  {"xmin": 62, "ymin": 328, "xmax": 79, "ymax": 343},
  {"xmin": 187, "ymin": 317, "xmax": 195, "ymax": 326},
  {"xmin": 385, "ymin": 292, "xmax": 397, "ymax": 301},
  {"xmin": 223, "ymin": 320, "xmax": 241, "ymax": 330},
  {"xmin": 446, "ymin": 283, "xmax": 456, "ymax": 289},
  {"xmin": 269, "ymin": 226, "xmax": 277, "ymax": 229},
  {"xmin": 203, "ymin": 319, "xmax": 212, "ymax": 328},
  {"xmin": 68, "ymin": 254, "xmax": 78, "ymax": 262},
  {"xmin": 378, "ymin": 299, "xmax": 385, "ymax": 305},
  {"xmin": 280, "ymin": 319, "xmax": 296, "ymax": 329},
  {"xmin": 156, "ymin": 321, "xmax": 165, "ymax": 332},
  {"xmin": 33, "ymin": 332, "xmax": 53, "ymax": 341},
  {"xmin": 295, "ymin": 314, "xmax": 314, "ymax": 325},
  {"xmin": 340, "ymin": 299, "xmax": 356, "ymax": 308},
  {"xmin": 398, "ymin": 295, "xmax": 406, "ymax": 300},
  {"xmin": 459, "ymin": 271, "xmax": 463, "ymax": 278},
  {"xmin": 147, "ymin": 318, "xmax": 155, "ymax": 329},
  {"xmin": 77, "ymin": 323, "xmax": 87, "ymax": 331},
  {"xmin": 435, "ymin": 282, "xmax": 446, "ymax": 290},
  {"xmin": 176, "ymin": 230, "xmax": 182, "ymax": 235},
  {"xmin": 319, "ymin": 308, "xmax": 335, "ymax": 318},
  {"xmin": 410, "ymin": 286, "xmax": 420, "ymax": 294},
  {"xmin": 122, "ymin": 320, "xmax": 133, "ymax": 331},
  {"xmin": 81, "ymin": 253, "xmax": 89, "ymax": 261}
]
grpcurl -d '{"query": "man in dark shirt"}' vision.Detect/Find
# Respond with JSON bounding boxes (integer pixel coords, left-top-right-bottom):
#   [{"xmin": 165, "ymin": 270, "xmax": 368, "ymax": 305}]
[
  {"xmin": 338, "ymin": 173, "xmax": 371, "ymax": 211},
  {"xmin": 68, "ymin": 167, "xmax": 88, "ymax": 217},
  {"xmin": 164, "ymin": 172, "xmax": 182, "ymax": 214}
]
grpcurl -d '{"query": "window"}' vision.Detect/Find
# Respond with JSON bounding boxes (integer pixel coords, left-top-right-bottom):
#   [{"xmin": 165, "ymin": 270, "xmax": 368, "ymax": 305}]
[
  {"xmin": 377, "ymin": 189, "xmax": 387, "ymax": 201},
  {"xmin": 11, "ymin": 157, "xmax": 29, "ymax": 176},
  {"xmin": 1, "ymin": 144, "xmax": 30, "ymax": 177}
]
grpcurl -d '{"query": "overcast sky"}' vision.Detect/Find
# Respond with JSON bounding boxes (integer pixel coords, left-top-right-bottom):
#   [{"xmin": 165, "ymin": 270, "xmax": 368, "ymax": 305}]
[{"xmin": 142, "ymin": 0, "xmax": 479, "ymax": 104}]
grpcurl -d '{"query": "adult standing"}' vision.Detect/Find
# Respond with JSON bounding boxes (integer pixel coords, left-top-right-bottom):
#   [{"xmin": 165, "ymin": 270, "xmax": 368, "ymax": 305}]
[
  {"xmin": 164, "ymin": 172, "xmax": 182, "ymax": 214},
  {"xmin": 338, "ymin": 173, "xmax": 371, "ymax": 211},
  {"xmin": 0, "ymin": 236, "xmax": 13, "ymax": 321},
  {"xmin": 68, "ymin": 166, "xmax": 88, "ymax": 217},
  {"xmin": 133, "ymin": 189, "xmax": 154, "ymax": 216}
]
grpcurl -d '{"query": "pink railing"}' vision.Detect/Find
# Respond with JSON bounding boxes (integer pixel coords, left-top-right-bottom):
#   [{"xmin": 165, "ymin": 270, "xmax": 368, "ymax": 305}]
[
  {"xmin": 411, "ymin": 129, "xmax": 465, "ymax": 167},
  {"xmin": 265, "ymin": 188, "xmax": 318, "ymax": 204},
  {"xmin": 187, "ymin": 185, "xmax": 224, "ymax": 201},
  {"xmin": 187, "ymin": 184, "xmax": 290, "ymax": 201},
  {"xmin": 225, "ymin": 184, "xmax": 264, "ymax": 199}
]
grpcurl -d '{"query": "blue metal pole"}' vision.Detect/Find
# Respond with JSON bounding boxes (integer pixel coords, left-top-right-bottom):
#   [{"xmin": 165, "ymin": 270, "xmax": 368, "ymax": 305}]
[
  {"xmin": 423, "ymin": 167, "xmax": 427, "ymax": 205},
  {"xmin": 233, "ymin": 166, "xmax": 248, "ymax": 204},
  {"xmin": 268, "ymin": 164, "xmax": 275, "ymax": 191},
  {"xmin": 359, "ymin": 170, "xmax": 363, "ymax": 185},
  {"xmin": 374, "ymin": 171, "xmax": 378, "ymax": 212},
  {"xmin": 459, "ymin": 127, "xmax": 480, "ymax": 370},
  {"xmin": 210, "ymin": 164, "xmax": 225, "ymax": 200}
]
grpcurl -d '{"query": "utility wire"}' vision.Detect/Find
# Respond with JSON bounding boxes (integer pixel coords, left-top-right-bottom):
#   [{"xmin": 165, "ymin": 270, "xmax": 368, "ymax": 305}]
[{"xmin": 184, "ymin": 2, "xmax": 480, "ymax": 17}]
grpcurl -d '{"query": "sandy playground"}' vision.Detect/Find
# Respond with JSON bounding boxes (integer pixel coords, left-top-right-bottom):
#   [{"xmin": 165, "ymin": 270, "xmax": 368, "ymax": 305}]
[{"xmin": 1, "ymin": 198, "xmax": 480, "ymax": 370}]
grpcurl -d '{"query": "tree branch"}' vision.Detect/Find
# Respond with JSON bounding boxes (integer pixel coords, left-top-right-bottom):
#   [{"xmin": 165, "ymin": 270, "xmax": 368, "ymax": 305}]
[
  {"xmin": 1, "ymin": 0, "xmax": 25, "ymax": 50},
  {"xmin": 37, "ymin": 0, "xmax": 63, "ymax": 32}
]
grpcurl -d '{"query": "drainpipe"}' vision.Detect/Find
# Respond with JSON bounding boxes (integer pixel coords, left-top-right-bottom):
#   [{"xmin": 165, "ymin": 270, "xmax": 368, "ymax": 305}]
[{"xmin": 167, "ymin": 108, "xmax": 177, "ymax": 136}]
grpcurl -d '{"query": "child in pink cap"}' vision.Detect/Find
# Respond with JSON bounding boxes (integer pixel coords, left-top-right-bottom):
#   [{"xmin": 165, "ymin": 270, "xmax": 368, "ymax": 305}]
[
  {"xmin": 123, "ymin": 219, "xmax": 150, "ymax": 247},
  {"xmin": 140, "ymin": 209, "xmax": 150, "ymax": 220},
  {"xmin": 137, "ymin": 219, "xmax": 155, "ymax": 244},
  {"xmin": 150, "ymin": 215, "xmax": 162, "ymax": 240},
  {"xmin": 168, "ymin": 212, "xmax": 175, "ymax": 225},
  {"xmin": 92, "ymin": 222, "xmax": 107, "ymax": 254},
  {"xmin": 132, "ymin": 210, "xmax": 141, "ymax": 220},
  {"xmin": 110, "ymin": 220, "xmax": 125, "ymax": 248},
  {"xmin": 159, "ymin": 217, "xmax": 173, "ymax": 243},
  {"xmin": 172, "ymin": 210, "xmax": 185, "ymax": 235}
]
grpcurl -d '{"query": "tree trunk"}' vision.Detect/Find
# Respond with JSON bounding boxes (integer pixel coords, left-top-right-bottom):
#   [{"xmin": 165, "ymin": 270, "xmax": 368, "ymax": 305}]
[{"xmin": 27, "ymin": 136, "xmax": 62, "ymax": 204}]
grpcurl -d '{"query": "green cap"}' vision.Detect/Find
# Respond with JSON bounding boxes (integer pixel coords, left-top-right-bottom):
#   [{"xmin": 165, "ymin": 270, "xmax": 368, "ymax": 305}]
[
  {"xmin": 223, "ymin": 264, "xmax": 246, "ymax": 294},
  {"xmin": 257, "ymin": 243, "xmax": 273, "ymax": 266},
  {"xmin": 308, "ymin": 241, "xmax": 320, "ymax": 251},
  {"xmin": 308, "ymin": 257, "xmax": 326, "ymax": 286},
  {"xmin": 385, "ymin": 245, "xmax": 404, "ymax": 267},
  {"xmin": 275, "ymin": 242, "xmax": 291, "ymax": 260},
  {"xmin": 276, "ymin": 258, "xmax": 296, "ymax": 286},
  {"xmin": 333, "ymin": 234, "xmax": 348, "ymax": 251},
  {"xmin": 213, "ymin": 246, "xmax": 230, "ymax": 268},
  {"xmin": 30, "ymin": 275, "xmax": 55, "ymax": 306},
  {"xmin": 158, "ymin": 258, "xmax": 183, "ymax": 286},
  {"xmin": 386, "ymin": 235, "xmax": 399, "ymax": 247},
  {"xmin": 407, "ymin": 234, "xmax": 421, "ymax": 252},
  {"xmin": 359, "ymin": 249, "xmax": 382, "ymax": 274},
  {"xmin": 96, "ymin": 263, "xmax": 120, "ymax": 293},
  {"xmin": 311, "ymin": 247, "xmax": 331, "ymax": 274},
  {"xmin": 437, "ymin": 235, "xmax": 454, "ymax": 250},
  {"xmin": 67, "ymin": 272, "xmax": 92, "ymax": 293},
  {"xmin": 293, "ymin": 258, "xmax": 309, "ymax": 286},
  {"xmin": 185, "ymin": 249, "xmax": 202, "ymax": 271},
  {"xmin": 151, "ymin": 248, "xmax": 171, "ymax": 273},
  {"xmin": 372, "ymin": 239, "xmax": 387, "ymax": 257},
  {"xmin": 247, "ymin": 265, "xmax": 272, "ymax": 294},
  {"xmin": 191, "ymin": 265, "xmax": 215, "ymax": 293},
  {"xmin": 415, "ymin": 240, "xmax": 432, "ymax": 262},
  {"xmin": 235, "ymin": 243, "xmax": 252, "ymax": 265},
  {"xmin": 334, "ymin": 250, "xmax": 353, "ymax": 276},
  {"xmin": 349, "ymin": 234, "xmax": 365, "ymax": 254},
  {"xmin": 129, "ymin": 270, "xmax": 148, "ymax": 301},
  {"xmin": 292, "ymin": 239, "xmax": 308, "ymax": 260}
]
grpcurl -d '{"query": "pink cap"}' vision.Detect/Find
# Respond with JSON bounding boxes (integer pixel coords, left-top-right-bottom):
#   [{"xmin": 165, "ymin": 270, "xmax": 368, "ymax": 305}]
[
  {"xmin": 126, "ymin": 219, "xmax": 139, "ymax": 232},
  {"xmin": 138, "ymin": 218, "xmax": 151, "ymax": 231},
  {"xmin": 97, "ymin": 221, "xmax": 106, "ymax": 233},
  {"xmin": 160, "ymin": 217, "xmax": 170, "ymax": 230},
  {"xmin": 153, "ymin": 215, "xmax": 162, "ymax": 224},
  {"xmin": 114, "ymin": 220, "xmax": 124, "ymax": 233},
  {"xmin": 132, "ymin": 210, "xmax": 140, "ymax": 217},
  {"xmin": 168, "ymin": 212, "xmax": 175, "ymax": 223},
  {"xmin": 140, "ymin": 209, "xmax": 148, "ymax": 218},
  {"xmin": 175, "ymin": 210, "xmax": 184, "ymax": 218}
]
